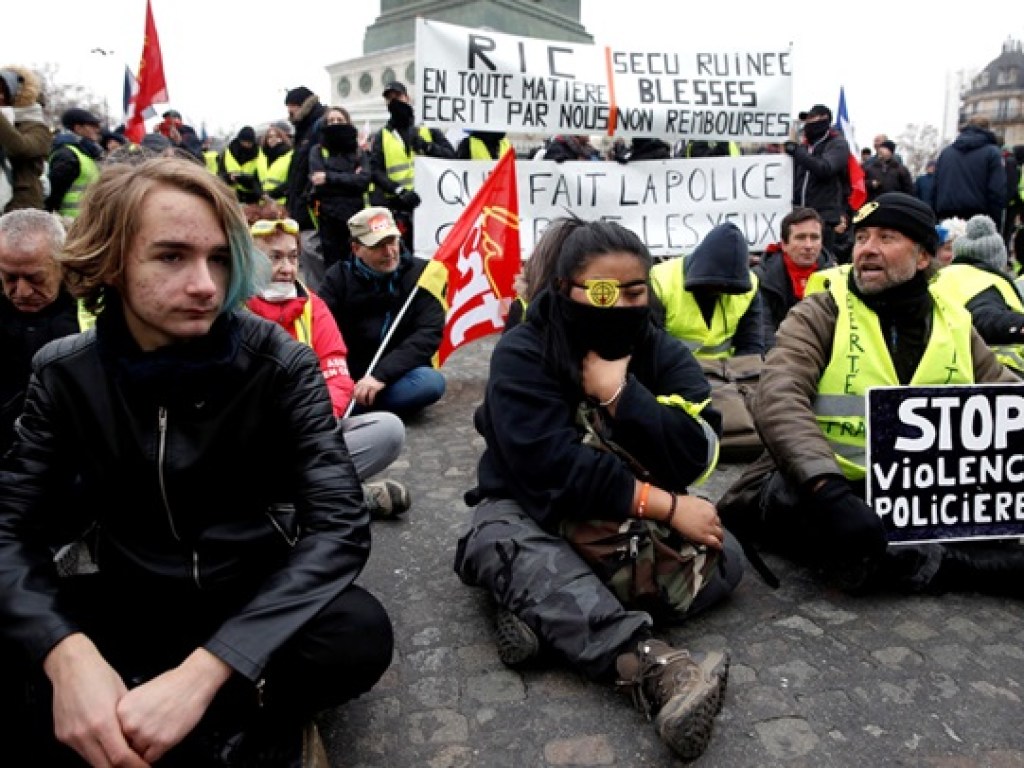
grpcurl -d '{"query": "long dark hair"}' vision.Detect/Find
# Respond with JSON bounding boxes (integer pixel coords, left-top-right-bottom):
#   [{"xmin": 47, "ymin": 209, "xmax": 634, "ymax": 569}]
[{"xmin": 527, "ymin": 218, "xmax": 654, "ymax": 395}]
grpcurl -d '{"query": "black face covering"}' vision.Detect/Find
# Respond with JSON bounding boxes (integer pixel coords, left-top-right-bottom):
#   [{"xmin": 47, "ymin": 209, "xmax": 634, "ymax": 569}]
[
  {"xmin": 555, "ymin": 292, "xmax": 651, "ymax": 360},
  {"xmin": 803, "ymin": 119, "xmax": 830, "ymax": 143},
  {"xmin": 322, "ymin": 123, "xmax": 359, "ymax": 153},
  {"xmin": 387, "ymin": 99, "xmax": 415, "ymax": 130}
]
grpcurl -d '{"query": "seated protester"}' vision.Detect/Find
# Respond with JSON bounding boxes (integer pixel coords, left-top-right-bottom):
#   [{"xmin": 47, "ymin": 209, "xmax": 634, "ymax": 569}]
[
  {"xmin": 247, "ymin": 217, "xmax": 411, "ymax": 518},
  {"xmin": 651, "ymin": 222, "xmax": 766, "ymax": 359},
  {"xmin": 0, "ymin": 158, "xmax": 393, "ymax": 766},
  {"xmin": 933, "ymin": 216, "xmax": 966, "ymax": 269},
  {"xmin": 718, "ymin": 193, "xmax": 1024, "ymax": 594},
  {"xmin": 319, "ymin": 207, "xmax": 445, "ymax": 418},
  {"xmin": 0, "ymin": 209, "xmax": 80, "ymax": 456},
  {"xmin": 455, "ymin": 218, "xmax": 742, "ymax": 763},
  {"xmin": 755, "ymin": 207, "xmax": 836, "ymax": 348},
  {"xmin": 931, "ymin": 214, "xmax": 1024, "ymax": 377}
]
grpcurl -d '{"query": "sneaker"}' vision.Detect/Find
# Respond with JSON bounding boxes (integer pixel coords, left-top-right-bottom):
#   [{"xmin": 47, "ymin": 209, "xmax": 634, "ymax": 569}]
[
  {"xmin": 363, "ymin": 479, "xmax": 411, "ymax": 519},
  {"xmin": 616, "ymin": 639, "xmax": 729, "ymax": 761},
  {"xmin": 494, "ymin": 607, "xmax": 540, "ymax": 667}
]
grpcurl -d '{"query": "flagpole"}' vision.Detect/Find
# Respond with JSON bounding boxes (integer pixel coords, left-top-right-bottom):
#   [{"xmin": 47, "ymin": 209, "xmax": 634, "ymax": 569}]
[{"xmin": 341, "ymin": 285, "xmax": 423, "ymax": 420}]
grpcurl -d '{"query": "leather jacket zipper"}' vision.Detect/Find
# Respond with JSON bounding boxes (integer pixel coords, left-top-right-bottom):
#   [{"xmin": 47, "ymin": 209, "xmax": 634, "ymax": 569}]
[{"xmin": 157, "ymin": 407, "xmax": 202, "ymax": 588}]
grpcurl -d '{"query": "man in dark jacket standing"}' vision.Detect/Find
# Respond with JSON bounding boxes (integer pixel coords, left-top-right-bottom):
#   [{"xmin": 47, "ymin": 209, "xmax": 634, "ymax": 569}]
[
  {"xmin": 934, "ymin": 116, "xmax": 1005, "ymax": 225},
  {"xmin": 785, "ymin": 104, "xmax": 852, "ymax": 256},
  {"xmin": 46, "ymin": 108, "xmax": 105, "ymax": 219},
  {"xmin": 283, "ymin": 86, "xmax": 327, "ymax": 231},
  {"xmin": 0, "ymin": 158, "xmax": 392, "ymax": 766},
  {"xmin": 320, "ymin": 206, "xmax": 446, "ymax": 417}
]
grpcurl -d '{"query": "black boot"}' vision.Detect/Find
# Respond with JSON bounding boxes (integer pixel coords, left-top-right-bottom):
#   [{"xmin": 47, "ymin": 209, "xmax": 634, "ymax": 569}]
[{"xmin": 926, "ymin": 542, "xmax": 1024, "ymax": 597}]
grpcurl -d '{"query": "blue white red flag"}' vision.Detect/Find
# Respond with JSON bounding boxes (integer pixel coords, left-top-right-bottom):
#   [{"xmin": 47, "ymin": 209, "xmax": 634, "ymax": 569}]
[{"xmin": 835, "ymin": 87, "xmax": 867, "ymax": 211}]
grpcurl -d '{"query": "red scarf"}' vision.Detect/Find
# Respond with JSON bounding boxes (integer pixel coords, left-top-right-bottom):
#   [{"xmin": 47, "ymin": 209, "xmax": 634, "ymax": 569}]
[{"xmin": 783, "ymin": 253, "xmax": 819, "ymax": 301}]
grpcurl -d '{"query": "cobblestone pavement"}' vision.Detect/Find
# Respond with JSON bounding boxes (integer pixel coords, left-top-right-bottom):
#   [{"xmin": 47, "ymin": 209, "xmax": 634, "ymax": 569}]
[{"xmin": 322, "ymin": 337, "xmax": 1024, "ymax": 768}]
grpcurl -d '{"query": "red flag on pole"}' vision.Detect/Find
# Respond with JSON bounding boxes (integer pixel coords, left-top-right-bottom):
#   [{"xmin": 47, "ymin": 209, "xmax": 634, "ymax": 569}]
[
  {"xmin": 418, "ymin": 149, "xmax": 521, "ymax": 366},
  {"xmin": 125, "ymin": 0, "xmax": 169, "ymax": 143}
]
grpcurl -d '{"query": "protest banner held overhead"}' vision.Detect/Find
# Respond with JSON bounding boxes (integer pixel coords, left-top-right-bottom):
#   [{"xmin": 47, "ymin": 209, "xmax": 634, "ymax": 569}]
[
  {"xmin": 866, "ymin": 384, "xmax": 1024, "ymax": 545},
  {"xmin": 415, "ymin": 18, "xmax": 793, "ymax": 143},
  {"xmin": 413, "ymin": 155, "xmax": 792, "ymax": 259}
]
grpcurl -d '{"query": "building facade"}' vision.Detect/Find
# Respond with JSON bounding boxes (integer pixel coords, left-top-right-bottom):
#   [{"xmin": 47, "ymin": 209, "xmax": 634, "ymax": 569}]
[{"xmin": 959, "ymin": 37, "xmax": 1024, "ymax": 147}]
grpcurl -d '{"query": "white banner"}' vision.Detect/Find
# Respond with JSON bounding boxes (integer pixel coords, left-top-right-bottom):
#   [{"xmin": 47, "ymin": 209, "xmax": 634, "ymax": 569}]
[
  {"xmin": 413, "ymin": 156, "xmax": 793, "ymax": 259},
  {"xmin": 415, "ymin": 19, "xmax": 794, "ymax": 143}
]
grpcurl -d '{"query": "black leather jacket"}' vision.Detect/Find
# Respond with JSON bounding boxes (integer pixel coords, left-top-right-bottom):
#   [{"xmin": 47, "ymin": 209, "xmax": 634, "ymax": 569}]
[{"xmin": 0, "ymin": 307, "xmax": 368, "ymax": 681}]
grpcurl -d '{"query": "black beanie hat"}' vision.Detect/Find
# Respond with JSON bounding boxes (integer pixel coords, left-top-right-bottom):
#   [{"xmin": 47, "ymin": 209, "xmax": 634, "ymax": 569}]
[
  {"xmin": 284, "ymin": 86, "xmax": 314, "ymax": 107},
  {"xmin": 852, "ymin": 192, "xmax": 938, "ymax": 255},
  {"xmin": 238, "ymin": 126, "xmax": 256, "ymax": 143}
]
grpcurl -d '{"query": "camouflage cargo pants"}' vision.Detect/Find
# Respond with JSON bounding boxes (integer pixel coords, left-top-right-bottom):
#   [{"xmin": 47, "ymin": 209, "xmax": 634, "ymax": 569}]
[{"xmin": 455, "ymin": 498, "xmax": 651, "ymax": 680}]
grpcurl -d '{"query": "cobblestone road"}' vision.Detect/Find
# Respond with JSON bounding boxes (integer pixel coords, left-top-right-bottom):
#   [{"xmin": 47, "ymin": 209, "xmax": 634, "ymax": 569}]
[{"xmin": 321, "ymin": 337, "xmax": 1024, "ymax": 768}]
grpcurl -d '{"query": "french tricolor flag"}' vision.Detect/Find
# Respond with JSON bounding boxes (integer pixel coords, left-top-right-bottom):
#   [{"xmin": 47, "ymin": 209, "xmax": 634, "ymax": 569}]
[{"xmin": 835, "ymin": 87, "xmax": 867, "ymax": 211}]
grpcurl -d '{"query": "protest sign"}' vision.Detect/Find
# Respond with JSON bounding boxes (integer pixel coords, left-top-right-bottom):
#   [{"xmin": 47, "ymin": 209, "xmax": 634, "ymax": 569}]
[
  {"xmin": 413, "ymin": 155, "xmax": 792, "ymax": 259},
  {"xmin": 867, "ymin": 384, "xmax": 1024, "ymax": 544},
  {"xmin": 415, "ymin": 19, "xmax": 793, "ymax": 143}
]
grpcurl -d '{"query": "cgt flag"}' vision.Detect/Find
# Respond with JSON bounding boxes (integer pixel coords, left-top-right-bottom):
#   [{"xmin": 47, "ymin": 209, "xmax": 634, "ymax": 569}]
[
  {"xmin": 835, "ymin": 86, "xmax": 867, "ymax": 211},
  {"xmin": 418, "ymin": 148, "xmax": 521, "ymax": 366},
  {"xmin": 125, "ymin": 0, "xmax": 169, "ymax": 142}
]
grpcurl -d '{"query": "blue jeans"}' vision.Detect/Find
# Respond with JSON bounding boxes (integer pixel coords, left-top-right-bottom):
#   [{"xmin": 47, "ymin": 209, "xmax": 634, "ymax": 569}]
[{"xmin": 371, "ymin": 366, "xmax": 446, "ymax": 417}]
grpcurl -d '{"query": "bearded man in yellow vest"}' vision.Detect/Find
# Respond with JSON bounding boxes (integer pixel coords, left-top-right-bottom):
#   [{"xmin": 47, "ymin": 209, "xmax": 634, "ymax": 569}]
[
  {"xmin": 651, "ymin": 222, "xmax": 766, "ymax": 359},
  {"xmin": 368, "ymin": 81, "xmax": 455, "ymax": 252},
  {"xmin": 931, "ymin": 213, "xmax": 1024, "ymax": 377},
  {"xmin": 46, "ymin": 108, "xmax": 104, "ymax": 219},
  {"xmin": 719, "ymin": 192, "xmax": 1024, "ymax": 595}
]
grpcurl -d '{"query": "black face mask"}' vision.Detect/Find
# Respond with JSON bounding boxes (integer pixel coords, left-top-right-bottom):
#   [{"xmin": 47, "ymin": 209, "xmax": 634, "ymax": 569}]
[
  {"xmin": 555, "ymin": 292, "xmax": 651, "ymax": 360},
  {"xmin": 388, "ymin": 100, "xmax": 415, "ymax": 129},
  {"xmin": 803, "ymin": 120, "xmax": 830, "ymax": 143},
  {"xmin": 322, "ymin": 123, "xmax": 358, "ymax": 153}
]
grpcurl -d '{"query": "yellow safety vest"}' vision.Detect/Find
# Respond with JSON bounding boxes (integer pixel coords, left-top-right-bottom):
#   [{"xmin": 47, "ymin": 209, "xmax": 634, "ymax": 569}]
[
  {"xmin": 222, "ymin": 148, "xmax": 263, "ymax": 196},
  {"xmin": 651, "ymin": 256, "xmax": 759, "ymax": 359},
  {"xmin": 804, "ymin": 264, "xmax": 851, "ymax": 297},
  {"xmin": 77, "ymin": 299, "xmax": 96, "ymax": 331},
  {"xmin": 54, "ymin": 145, "xmax": 100, "ymax": 219},
  {"xmin": 380, "ymin": 126, "xmax": 433, "ymax": 195},
  {"xmin": 931, "ymin": 263, "xmax": 1024, "ymax": 374},
  {"xmin": 203, "ymin": 150, "xmax": 220, "ymax": 175},
  {"xmin": 468, "ymin": 136, "xmax": 511, "ymax": 160},
  {"xmin": 813, "ymin": 275, "xmax": 975, "ymax": 480},
  {"xmin": 257, "ymin": 149, "xmax": 293, "ymax": 204}
]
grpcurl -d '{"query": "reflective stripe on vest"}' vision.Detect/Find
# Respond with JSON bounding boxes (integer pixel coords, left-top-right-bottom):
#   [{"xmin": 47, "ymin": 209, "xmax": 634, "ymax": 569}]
[
  {"xmin": 932, "ymin": 263, "xmax": 1024, "ymax": 373},
  {"xmin": 469, "ymin": 136, "xmax": 511, "ymax": 160},
  {"xmin": 813, "ymin": 275, "xmax": 975, "ymax": 480},
  {"xmin": 650, "ymin": 256, "xmax": 758, "ymax": 359},
  {"xmin": 56, "ymin": 145, "xmax": 100, "ymax": 219}
]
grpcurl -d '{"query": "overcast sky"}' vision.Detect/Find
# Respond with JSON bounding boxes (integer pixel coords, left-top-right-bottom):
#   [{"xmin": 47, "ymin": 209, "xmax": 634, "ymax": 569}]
[{"xmin": 5, "ymin": 0, "xmax": 1021, "ymax": 148}]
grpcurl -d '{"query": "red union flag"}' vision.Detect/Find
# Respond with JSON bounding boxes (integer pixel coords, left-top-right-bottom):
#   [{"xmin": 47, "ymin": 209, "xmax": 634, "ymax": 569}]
[
  {"xmin": 125, "ymin": 0, "xmax": 169, "ymax": 142},
  {"xmin": 418, "ymin": 149, "xmax": 521, "ymax": 366}
]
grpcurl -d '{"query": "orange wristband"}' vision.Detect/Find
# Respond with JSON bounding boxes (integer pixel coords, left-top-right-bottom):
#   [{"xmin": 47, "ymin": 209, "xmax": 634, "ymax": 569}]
[{"xmin": 636, "ymin": 482, "xmax": 651, "ymax": 518}]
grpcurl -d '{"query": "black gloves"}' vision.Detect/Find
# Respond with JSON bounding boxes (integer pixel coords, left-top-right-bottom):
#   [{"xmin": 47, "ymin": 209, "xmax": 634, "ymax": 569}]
[
  {"xmin": 396, "ymin": 188, "xmax": 421, "ymax": 211},
  {"xmin": 783, "ymin": 141, "xmax": 798, "ymax": 155},
  {"xmin": 410, "ymin": 134, "xmax": 430, "ymax": 154},
  {"xmin": 809, "ymin": 476, "xmax": 887, "ymax": 559}
]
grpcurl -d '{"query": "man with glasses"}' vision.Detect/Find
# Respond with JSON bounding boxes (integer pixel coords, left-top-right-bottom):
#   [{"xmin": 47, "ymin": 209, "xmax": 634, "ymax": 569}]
[{"xmin": 248, "ymin": 217, "xmax": 411, "ymax": 518}]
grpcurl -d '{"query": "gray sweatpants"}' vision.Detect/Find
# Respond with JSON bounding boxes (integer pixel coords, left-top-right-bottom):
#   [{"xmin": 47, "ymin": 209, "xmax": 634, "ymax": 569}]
[{"xmin": 338, "ymin": 412, "xmax": 405, "ymax": 481}]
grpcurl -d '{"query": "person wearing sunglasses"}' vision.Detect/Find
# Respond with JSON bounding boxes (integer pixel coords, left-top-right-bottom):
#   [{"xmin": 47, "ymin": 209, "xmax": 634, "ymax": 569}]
[
  {"xmin": 0, "ymin": 158, "xmax": 393, "ymax": 766},
  {"xmin": 248, "ymin": 216, "xmax": 411, "ymax": 519}
]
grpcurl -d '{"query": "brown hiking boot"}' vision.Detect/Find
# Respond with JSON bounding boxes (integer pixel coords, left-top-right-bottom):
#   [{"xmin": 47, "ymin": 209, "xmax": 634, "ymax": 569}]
[{"xmin": 615, "ymin": 639, "xmax": 729, "ymax": 761}]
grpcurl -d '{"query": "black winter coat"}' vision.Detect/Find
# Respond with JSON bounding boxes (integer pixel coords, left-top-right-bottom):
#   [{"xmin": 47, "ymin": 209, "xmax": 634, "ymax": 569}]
[
  {"xmin": 790, "ymin": 131, "xmax": 851, "ymax": 225},
  {"xmin": 0, "ymin": 307, "xmax": 367, "ymax": 680},
  {"xmin": 308, "ymin": 143, "xmax": 370, "ymax": 224},
  {"xmin": 319, "ymin": 252, "xmax": 444, "ymax": 383},
  {"xmin": 934, "ymin": 125, "xmax": 1005, "ymax": 223},
  {"xmin": 469, "ymin": 312, "xmax": 722, "ymax": 530}
]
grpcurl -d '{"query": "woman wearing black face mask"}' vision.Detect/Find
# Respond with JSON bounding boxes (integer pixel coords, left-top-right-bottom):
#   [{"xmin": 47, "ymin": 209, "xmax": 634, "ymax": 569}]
[
  {"xmin": 455, "ymin": 219, "xmax": 744, "ymax": 762},
  {"xmin": 309, "ymin": 106, "xmax": 370, "ymax": 270}
]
